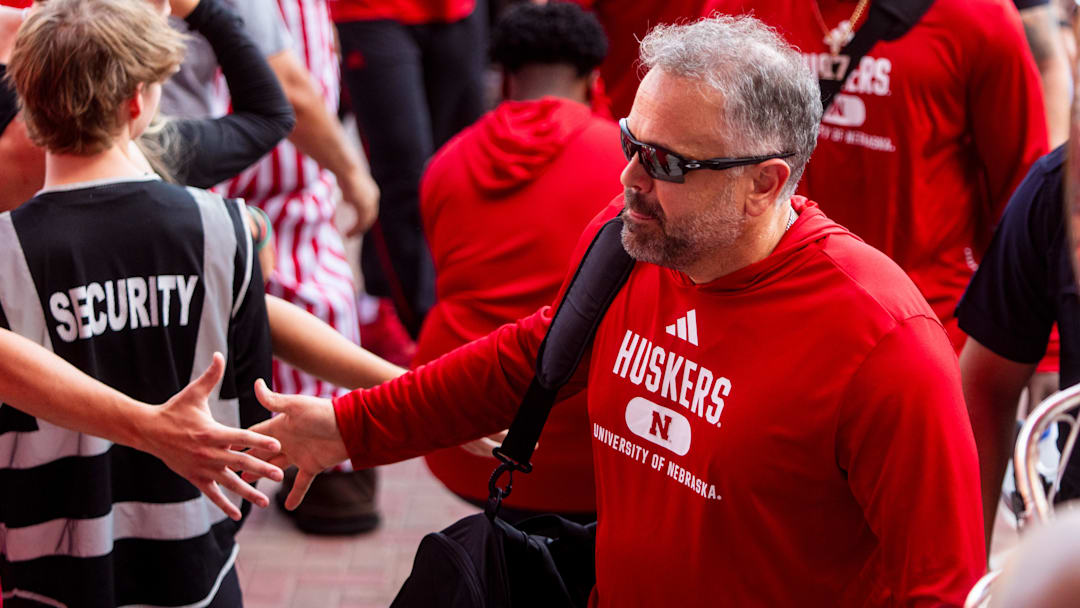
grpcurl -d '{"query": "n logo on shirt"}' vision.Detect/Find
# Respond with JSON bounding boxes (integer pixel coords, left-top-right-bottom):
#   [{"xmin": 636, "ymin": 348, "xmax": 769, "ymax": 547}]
[
  {"xmin": 649, "ymin": 411, "xmax": 672, "ymax": 440},
  {"xmin": 626, "ymin": 397, "xmax": 691, "ymax": 455}
]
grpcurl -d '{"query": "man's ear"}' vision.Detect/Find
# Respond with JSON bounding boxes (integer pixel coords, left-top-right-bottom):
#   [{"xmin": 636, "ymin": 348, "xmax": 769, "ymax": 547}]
[
  {"xmin": 128, "ymin": 82, "xmax": 145, "ymax": 123},
  {"xmin": 745, "ymin": 159, "xmax": 791, "ymax": 216}
]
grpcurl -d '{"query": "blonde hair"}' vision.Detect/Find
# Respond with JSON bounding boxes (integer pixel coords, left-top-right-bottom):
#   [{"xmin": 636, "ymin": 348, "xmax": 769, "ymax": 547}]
[
  {"xmin": 139, "ymin": 117, "xmax": 187, "ymax": 183},
  {"xmin": 7, "ymin": 0, "xmax": 186, "ymax": 155}
]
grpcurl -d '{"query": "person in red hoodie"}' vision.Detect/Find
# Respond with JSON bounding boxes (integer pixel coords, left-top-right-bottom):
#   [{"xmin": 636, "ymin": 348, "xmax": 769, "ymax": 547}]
[
  {"xmin": 416, "ymin": 2, "xmax": 620, "ymax": 521},
  {"xmin": 252, "ymin": 14, "xmax": 984, "ymax": 606}
]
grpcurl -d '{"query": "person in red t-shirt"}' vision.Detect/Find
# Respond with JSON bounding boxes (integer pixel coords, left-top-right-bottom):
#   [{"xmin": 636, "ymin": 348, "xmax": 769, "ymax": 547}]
[
  {"xmin": 416, "ymin": 2, "xmax": 620, "ymax": 520},
  {"xmin": 710, "ymin": 0, "xmax": 1049, "ymax": 352},
  {"xmin": 252, "ymin": 15, "xmax": 984, "ymax": 606},
  {"xmin": 329, "ymin": 0, "xmax": 486, "ymax": 340}
]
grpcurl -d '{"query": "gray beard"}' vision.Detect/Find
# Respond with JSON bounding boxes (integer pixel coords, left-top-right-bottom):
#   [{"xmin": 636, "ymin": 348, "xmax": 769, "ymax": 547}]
[
  {"xmin": 619, "ymin": 190, "xmax": 744, "ymax": 272},
  {"xmin": 619, "ymin": 210, "xmax": 697, "ymax": 270}
]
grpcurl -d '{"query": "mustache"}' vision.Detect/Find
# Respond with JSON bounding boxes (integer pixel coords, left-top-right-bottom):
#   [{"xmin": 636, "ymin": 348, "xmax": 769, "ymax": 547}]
[{"xmin": 624, "ymin": 189, "xmax": 665, "ymax": 222}]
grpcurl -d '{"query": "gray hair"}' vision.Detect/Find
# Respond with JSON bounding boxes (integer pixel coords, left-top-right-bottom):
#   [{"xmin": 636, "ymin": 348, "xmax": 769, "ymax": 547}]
[{"xmin": 638, "ymin": 15, "xmax": 821, "ymax": 201}]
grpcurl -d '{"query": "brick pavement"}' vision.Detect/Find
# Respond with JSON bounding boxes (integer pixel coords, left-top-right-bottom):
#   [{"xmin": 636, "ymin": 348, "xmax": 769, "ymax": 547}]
[{"xmin": 236, "ymin": 458, "xmax": 477, "ymax": 608}]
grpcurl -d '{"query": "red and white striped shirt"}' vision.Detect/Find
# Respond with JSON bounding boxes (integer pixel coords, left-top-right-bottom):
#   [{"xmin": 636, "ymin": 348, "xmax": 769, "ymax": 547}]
[{"xmin": 223, "ymin": 0, "xmax": 360, "ymax": 399}]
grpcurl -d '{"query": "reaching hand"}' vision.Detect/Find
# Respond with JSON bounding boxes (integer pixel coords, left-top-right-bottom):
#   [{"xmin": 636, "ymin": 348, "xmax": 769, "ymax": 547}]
[
  {"xmin": 247, "ymin": 379, "xmax": 350, "ymax": 510},
  {"xmin": 141, "ymin": 353, "xmax": 284, "ymax": 520},
  {"xmin": 338, "ymin": 168, "xmax": 380, "ymax": 236},
  {"xmin": 460, "ymin": 430, "xmax": 510, "ymax": 458}
]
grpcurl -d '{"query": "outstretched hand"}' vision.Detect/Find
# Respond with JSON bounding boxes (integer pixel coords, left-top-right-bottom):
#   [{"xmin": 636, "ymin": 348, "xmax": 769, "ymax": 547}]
[
  {"xmin": 141, "ymin": 353, "xmax": 284, "ymax": 520},
  {"xmin": 246, "ymin": 379, "xmax": 350, "ymax": 510}
]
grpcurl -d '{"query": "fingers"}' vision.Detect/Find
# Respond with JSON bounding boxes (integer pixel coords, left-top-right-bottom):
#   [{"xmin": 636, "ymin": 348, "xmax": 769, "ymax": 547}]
[
  {"xmin": 460, "ymin": 437, "xmax": 500, "ymax": 458},
  {"xmin": 199, "ymin": 480, "xmax": 243, "ymax": 521},
  {"xmin": 217, "ymin": 468, "xmax": 271, "ymax": 508},
  {"xmin": 224, "ymin": 450, "xmax": 283, "ymax": 482},
  {"xmin": 284, "ymin": 469, "xmax": 316, "ymax": 511},
  {"xmin": 216, "ymin": 426, "xmax": 280, "ymax": 454},
  {"xmin": 254, "ymin": 378, "xmax": 287, "ymax": 414},
  {"xmin": 241, "ymin": 453, "xmax": 290, "ymax": 482},
  {"xmin": 189, "ymin": 352, "xmax": 226, "ymax": 398}
]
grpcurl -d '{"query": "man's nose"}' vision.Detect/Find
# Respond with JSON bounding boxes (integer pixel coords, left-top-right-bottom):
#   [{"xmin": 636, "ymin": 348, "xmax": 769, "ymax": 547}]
[{"xmin": 620, "ymin": 153, "xmax": 654, "ymax": 194}]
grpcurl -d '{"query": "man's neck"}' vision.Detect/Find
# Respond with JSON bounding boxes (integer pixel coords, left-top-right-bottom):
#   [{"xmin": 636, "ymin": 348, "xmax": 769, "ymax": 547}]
[
  {"xmin": 683, "ymin": 201, "xmax": 794, "ymax": 284},
  {"xmin": 506, "ymin": 66, "xmax": 590, "ymax": 105},
  {"xmin": 43, "ymin": 141, "xmax": 147, "ymax": 190}
]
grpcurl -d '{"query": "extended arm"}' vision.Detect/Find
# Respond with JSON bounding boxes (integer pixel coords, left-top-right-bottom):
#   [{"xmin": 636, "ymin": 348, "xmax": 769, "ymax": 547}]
[
  {"xmin": 959, "ymin": 337, "xmax": 1036, "ymax": 549},
  {"xmin": 266, "ymin": 294, "xmax": 405, "ymax": 389},
  {"xmin": 267, "ymin": 50, "xmax": 379, "ymax": 235},
  {"xmin": 0, "ymin": 329, "xmax": 282, "ymax": 519},
  {"xmin": 251, "ymin": 305, "xmax": 557, "ymax": 509}
]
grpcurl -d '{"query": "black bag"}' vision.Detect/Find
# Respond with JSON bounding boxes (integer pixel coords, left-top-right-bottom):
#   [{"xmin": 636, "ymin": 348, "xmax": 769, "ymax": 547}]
[
  {"xmin": 390, "ymin": 514, "xmax": 597, "ymax": 608},
  {"xmin": 391, "ymin": 215, "xmax": 635, "ymax": 608}
]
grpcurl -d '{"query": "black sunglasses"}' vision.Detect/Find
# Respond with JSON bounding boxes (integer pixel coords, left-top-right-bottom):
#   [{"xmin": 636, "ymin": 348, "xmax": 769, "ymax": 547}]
[{"xmin": 619, "ymin": 118, "xmax": 794, "ymax": 184}]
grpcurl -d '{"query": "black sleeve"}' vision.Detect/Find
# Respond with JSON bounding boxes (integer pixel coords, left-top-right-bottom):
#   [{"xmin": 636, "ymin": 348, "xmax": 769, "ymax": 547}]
[
  {"xmin": 0, "ymin": 64, "xmax": 18, "ymax": 136},
  {"xmin": 956, "ymin": 146, "xmax": 1065, "ymax": 363},
  {"xmin": 166, "ymin": 0, "xmax": 295, "ymax": 188}
]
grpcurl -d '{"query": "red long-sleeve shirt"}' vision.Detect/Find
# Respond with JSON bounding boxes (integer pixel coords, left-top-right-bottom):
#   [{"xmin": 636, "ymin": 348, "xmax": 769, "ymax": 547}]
[{"xmin": 336, "ymin": 198, "xmax": 985, "ymax": 606}]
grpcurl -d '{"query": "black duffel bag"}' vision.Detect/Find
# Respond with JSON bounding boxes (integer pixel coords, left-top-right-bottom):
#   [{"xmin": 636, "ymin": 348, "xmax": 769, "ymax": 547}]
[
  {"xmin": 391, "ymin": 215, "xmax": 634, "ymax": 608},
  {"xmin": 391, "ymin": 513, "xmax": 596, "ymax": 608}
]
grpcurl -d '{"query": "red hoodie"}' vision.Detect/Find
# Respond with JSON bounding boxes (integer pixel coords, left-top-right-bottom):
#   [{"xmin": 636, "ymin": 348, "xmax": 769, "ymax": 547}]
[
  {"xmin": 415, "ymin": 97, "xmax": 624, "ymax": 512},
  {"xmin": 337, "ymin": 197, "xmax": 984, "ymax": 606}
]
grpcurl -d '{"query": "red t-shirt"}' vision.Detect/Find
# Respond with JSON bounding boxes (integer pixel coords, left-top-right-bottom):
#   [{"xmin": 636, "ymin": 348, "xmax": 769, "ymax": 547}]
[
  {"xmin": 327, "ymin": 0, "xmax": 473, "ymax": 25},
  {"xmin": 415, "ymin": 97, "xmax": 624, "ymax": 512},
  {"xmin": 566, "ymin": 0, "xmax": 725, "ymax": 119},
  {"xmin": 712, "ymin": 0, "xmax": 1048, "ymax": 350},
  {"xmin": 336, "ymin": 198, "xmax": 984, "ymax": 606}
]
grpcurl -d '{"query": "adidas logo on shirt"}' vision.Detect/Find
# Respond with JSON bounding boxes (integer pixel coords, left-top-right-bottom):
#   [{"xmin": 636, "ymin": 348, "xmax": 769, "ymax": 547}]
[{"xmin": 665, "ymin": 309, "xmax": 698, "ymax": 346}]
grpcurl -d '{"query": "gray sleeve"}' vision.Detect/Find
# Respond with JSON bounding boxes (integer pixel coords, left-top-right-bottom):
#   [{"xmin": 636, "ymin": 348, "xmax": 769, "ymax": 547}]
[{"xmin": 222, "ymin": 0, "xmax": 293, "ymax": 57}]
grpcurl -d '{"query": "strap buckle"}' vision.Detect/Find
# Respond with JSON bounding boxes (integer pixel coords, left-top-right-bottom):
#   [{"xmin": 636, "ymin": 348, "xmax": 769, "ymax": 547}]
[
  {"xmin": 485, "ymin": 461, "xmax": 515, "ymax": 520},
  {"xmin": 491, "ymin": 446, "xmax": 533, "ymax": 474}
]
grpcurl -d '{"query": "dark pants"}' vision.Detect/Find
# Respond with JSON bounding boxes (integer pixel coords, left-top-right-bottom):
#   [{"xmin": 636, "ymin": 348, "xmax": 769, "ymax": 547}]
[{"xmin": 337, "ymin": 9, "xmax": 486, "ymax": 337}]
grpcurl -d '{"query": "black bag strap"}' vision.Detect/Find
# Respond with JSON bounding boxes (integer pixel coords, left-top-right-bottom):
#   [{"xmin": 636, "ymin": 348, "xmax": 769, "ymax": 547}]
[
  {"xmin": 820, "ymin": 0, "xmax": 935, "ymax": 111},
  {"xmin": 488, "ymin": 214, "xmax": 634, "ymax": 513}
]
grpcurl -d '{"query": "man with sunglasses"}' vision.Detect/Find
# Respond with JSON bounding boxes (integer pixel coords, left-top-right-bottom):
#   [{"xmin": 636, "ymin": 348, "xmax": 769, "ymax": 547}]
[{"xmin": 250, "ymin": 14, "xmax": 984, "ymax": 606}]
